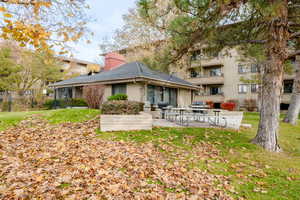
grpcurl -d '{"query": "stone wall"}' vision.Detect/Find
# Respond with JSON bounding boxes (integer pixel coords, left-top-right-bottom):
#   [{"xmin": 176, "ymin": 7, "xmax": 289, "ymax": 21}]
[{"xmin": 100, "ymin": 112, "xmax": 153, "ymax": 132}]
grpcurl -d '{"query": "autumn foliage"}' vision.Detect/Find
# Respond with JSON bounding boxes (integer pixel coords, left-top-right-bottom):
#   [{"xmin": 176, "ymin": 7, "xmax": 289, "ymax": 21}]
[{"xmin": 83, "ymin": 85, "xmax": 105, "ymax": 109}]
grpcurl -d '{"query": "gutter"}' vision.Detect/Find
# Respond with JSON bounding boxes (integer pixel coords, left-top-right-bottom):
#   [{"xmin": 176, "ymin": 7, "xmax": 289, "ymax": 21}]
[{"xmin": 50, "ymin": 76, "xmax": 199, "ymax": 90}]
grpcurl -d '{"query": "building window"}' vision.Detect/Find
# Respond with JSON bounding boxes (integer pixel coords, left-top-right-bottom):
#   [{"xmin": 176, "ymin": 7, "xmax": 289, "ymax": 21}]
[
  {"xmin": 210, "ymin": 86, "xmax": 222, "ymax": 95},
  {"xmin": 283, "ymin": 80, "xmax": 293, "ymax": 93},
  {"xmin": 251, "ymin": 64, "xmax": 260, "ymax": 73},
  {"xmin": 251, "ymin": 84, "xmax": 259, "ymax": 93},
  {"xmin": 238, "ymin": 84, "xmax": 248, "ymax": 93},
  {"xmin": 191, "ymin": 50, "xmax": 202, "ymax": 61},
  {"xmin": 209, "ymin": 68, "xmax": 222, "ymax": 76},
  {"xmin": 238, "ymin": 64, "xmax": 248, "ymax": 73},
  {"xmin": 190, "ymin": 68, "xmax": 200, "ymax": 78},
  {"xmin": 112, "ymin": 84, "xmax": 127, "ymax": 95}
]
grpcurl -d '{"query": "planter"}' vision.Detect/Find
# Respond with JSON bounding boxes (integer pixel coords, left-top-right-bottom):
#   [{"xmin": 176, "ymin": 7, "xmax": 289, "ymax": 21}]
[{"xmin": 100, "ymin": 112, "xmax": 152, "ymax": 132}]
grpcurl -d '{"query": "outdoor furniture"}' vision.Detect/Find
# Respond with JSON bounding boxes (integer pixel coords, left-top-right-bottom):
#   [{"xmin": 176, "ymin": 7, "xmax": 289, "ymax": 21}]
[{"xmin": 164, "ymin": 107, "xmax": 230, "ymax": 128}]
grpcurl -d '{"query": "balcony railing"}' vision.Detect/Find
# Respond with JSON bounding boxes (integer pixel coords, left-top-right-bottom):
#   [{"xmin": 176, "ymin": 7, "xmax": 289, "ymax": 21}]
[
  {"xmin": 196, "ymin": 92, "xmax": 224, "ymax": 96},
  {"xmin": 189, "ymin": 73, "xmax": 224, "ymax": 79}
]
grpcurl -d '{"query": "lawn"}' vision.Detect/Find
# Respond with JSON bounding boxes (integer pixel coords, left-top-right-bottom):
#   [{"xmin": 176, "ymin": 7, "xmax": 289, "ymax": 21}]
[
  {"xmin": 0, "ymin": 109, "xmax": 100, "ymax": 131},
  {"xmin": 0, "ymin": 110, "xmax": 299, "ymax": 199},
  {"xmin": 98, "ymin": 113, "xmax": 300, "ymax": 200}
]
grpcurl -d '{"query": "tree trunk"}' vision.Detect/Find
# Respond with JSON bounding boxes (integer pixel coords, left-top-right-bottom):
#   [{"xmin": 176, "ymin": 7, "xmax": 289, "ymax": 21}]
[
  {"xmin": 252, "ymin": 1, "xmax": 289, "ymax": 152},
  {"xmin": 283, "ymin": 55, "xmax": 300, "ymax": 125}
]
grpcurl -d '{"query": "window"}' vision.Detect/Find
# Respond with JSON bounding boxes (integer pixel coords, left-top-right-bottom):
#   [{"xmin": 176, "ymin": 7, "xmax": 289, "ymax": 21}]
[
  {"xmin": 209, "ymin": 68, "xmax": 222, "ymax": 76},
  {"xmin": 159, "ymin": 86, "xmax": 164, "ymax": 102},
  {"xmin": 251, "ymin": 84, "xmax": 259, "ymax": 93},
  {"xmin": 191, "ymin": 50, "xmax": 202, "ymax": 61},
  {"xmin": 210, "ymin": 86, "xmax": 222, "ymax": 95},
  {"xmin": 112, "ymin": 84, "xmax": 127, "ymax": 95},
  {"xmin": 238, "ymin": 84, "xmax": 248, "ymax": 93},
  {"xmin": 238, "ymin": 64, "xmax": 249, "ymax": 73},
  {"xmin": 283, "ymin": 80, "xmax": 293, "ymax": 93},
  {"xmin": 251, "ymin": 64, "xmax": 260, "ymax": 73},
  {"xmin": 190, "ymin": 69, "xmax": 200, "ymax": 78}
]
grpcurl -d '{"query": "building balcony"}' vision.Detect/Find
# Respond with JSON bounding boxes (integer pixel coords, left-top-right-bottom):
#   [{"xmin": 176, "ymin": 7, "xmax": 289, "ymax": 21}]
[
  {"xmin": 191, "ymin": 57, "xmax": 223, "ymax": 68},
  {"xmin": 283, "ymin": 73, "xmax": 295, "ymax": 80},
  {"xmin": 187, "ymin": 74, "xmax": 224, "ymax": 84},
  {"xmin": 194, "ymin": 93, "xmax": 225, "ymax": 102}
]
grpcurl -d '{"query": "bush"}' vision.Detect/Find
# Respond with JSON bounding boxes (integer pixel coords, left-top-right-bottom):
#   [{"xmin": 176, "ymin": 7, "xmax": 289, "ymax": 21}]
[
  {"xmin": 206, "ymin": 101, "xmax": 214, "ymax": 109},
  {"xmin": 83, "ymin": 85, "xmax": 105, "ymax": 109},
  {"xmin": 221, "ymin": 102, "xmax": 236, "ymax": 111},
  {"xmin": 43, "ymin": 98, "xmax": 88, "ymax": 109},
  {"xmin": 108, "ymin": 94, "xmax": 128, "ymax": 101},
  {"xmin": 102, "ymin": 100, "xmax": 143, "ymax": 115}
]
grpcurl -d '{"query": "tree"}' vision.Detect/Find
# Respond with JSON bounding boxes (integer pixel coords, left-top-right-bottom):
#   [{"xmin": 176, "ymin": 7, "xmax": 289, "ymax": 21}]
[
  {"xmin": 138, "ymin": 0, "xmax": 300, "ymax": 152},
  {"xmin": 0, "ymin": 0, "xmax": 90, "ymax": 52},
  {"xmin": 0, "ymin": 47, "xmax": 22, "ymax": 91},
  {"xmin": 284, "ymin": 55, "xmax": 300, "ymax": 125},
  {"xmin": 0, "ymin": 42, "xmax": 62, "ymax": 95}
]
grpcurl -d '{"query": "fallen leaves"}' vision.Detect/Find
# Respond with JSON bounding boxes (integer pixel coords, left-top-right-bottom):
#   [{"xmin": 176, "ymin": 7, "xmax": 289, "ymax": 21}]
[{"xmin": 0, "ymin": 116, "xmax": 234, "ymax": 199}]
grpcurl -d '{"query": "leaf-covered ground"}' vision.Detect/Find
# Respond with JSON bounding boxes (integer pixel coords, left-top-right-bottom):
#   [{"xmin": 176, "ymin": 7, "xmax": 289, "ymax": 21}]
[{"xmin": 0, "ymin": 116, "xmax": 233, "ymax": 199}]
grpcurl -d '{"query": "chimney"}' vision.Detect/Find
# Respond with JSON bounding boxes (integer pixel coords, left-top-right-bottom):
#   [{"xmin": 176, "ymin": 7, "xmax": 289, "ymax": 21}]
[{"xmin": 104, "ymin": 52, "xmax": 126, "ymax": 71}]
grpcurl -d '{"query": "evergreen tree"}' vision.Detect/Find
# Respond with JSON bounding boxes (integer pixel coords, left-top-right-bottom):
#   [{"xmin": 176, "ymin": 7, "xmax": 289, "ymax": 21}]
[{"xmin": 138, "ymin": 0, "xmax": 300, "ymax": 152}]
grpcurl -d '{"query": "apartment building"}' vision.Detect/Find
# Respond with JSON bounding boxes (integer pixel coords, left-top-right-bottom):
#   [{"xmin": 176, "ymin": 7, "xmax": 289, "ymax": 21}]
[
  {"xmin": 57, "ymin": 56, "xmax": 101, "ymax": 77},
  {"xmin": 0, "ymin": 56, "xmax": 101, "ymax": 101},
  {"xmin": 115, "ymin": 47, "xmax": 297, "ymax": 110}
]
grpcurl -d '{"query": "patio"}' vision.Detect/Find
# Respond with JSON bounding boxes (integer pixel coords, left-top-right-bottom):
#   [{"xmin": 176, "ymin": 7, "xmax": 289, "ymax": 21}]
[{"xmin": 154, "ymin": 107, "xmax": 244, "ymax": 130}]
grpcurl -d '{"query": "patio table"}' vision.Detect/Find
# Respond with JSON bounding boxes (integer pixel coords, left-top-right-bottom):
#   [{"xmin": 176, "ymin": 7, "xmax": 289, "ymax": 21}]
[{"xmin": 169, "ymin": 108, "xmax": 209, "ymax": 125}]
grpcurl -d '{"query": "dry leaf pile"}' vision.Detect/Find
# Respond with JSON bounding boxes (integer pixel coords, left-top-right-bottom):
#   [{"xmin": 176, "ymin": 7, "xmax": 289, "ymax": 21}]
[{"xmin": 0, "ymin": 117, "xmax": 234, "ymax": 199}]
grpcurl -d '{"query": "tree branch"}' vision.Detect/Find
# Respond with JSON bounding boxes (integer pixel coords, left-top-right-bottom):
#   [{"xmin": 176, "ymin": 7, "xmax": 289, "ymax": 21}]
[
  {"xmin": 288, "ymin": 50, "xmax": 300, "ymax": 59},
  {"xmin": 0, "ymin": 0, "xmax": 36, "ymax": 5},
  {"xmin": 290, "ymin": 31, "xmax": 300, "ymax": 39}
]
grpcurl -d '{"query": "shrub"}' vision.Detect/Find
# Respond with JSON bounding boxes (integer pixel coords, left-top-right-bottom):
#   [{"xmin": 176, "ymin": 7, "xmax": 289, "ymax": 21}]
[
  {"xmin": 43, "ymin": 98, "xmax": 88, "ymax": 109},
  {"xmin": 221, "ymin": 102, "xmax": 236, "ymax": 111},
  {"xmin": 206, "ymin": 101, "xmax": 214, "ymax": 109},
  {"xmin": 83, "ymin": 85, "xmax": 105, "ymax": 109},
  {"xmin": 244, "ymin": 99, "xmax": 257, "ymax": 111},
  {"xmin": 102, "ymin": 100, "xmax": 143, "ymax": 115},
  {"xmin": 108, "ymin": 94, "xmax": 128, "ymax": 101},
  {"xmin": 70, "ymin": 98, "xmax": 88, "ymax": 107}
]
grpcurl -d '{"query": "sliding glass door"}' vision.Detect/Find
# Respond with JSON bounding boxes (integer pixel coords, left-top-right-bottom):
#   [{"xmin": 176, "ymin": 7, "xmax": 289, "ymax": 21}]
[{"xmin": 147, "ymin": 85, "xmax": 177, "ymax": 106}]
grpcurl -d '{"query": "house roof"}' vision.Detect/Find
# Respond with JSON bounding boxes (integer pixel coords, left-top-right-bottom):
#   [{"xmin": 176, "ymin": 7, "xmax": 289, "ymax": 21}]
[{"xmin": 51, "ymin": 62, "xmax": 198, "ymax": 89}]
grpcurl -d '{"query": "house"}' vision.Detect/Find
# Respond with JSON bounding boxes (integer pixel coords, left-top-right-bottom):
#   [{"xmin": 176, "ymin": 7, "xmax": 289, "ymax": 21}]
[{"xmin": 51, "ymin": 61, "xmax": 199, "ymax": 107}]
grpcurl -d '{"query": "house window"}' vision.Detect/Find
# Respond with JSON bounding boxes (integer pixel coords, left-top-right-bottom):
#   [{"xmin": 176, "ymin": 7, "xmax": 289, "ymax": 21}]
[
  {"xmin": 238, "ymin": 84, "xmax": 248, "ymax": 93},
  {"xmin": 210, "ymin": 86, "xmax": 222, "ymax": 95},
  {"xmin": 251, "ymin": 64, "xmax": 260, "ymax": 73},
  {"xmin": 112, "ymin": 84, "xmax": 127, "ymax": 95},
  {"xmin": 251, "ymin": 84, "xmax": 259, "ymax": 93},
  {"xmin": 283, "ymin": 80, "xmax": 293, "ymax": 93},
  {"xmin": 238, "ymin": 64, "xmax": 248, "ymax": 73},
  {"xmin": 159, "ymin": 86, "xmax": 164, "ymax": 102}
]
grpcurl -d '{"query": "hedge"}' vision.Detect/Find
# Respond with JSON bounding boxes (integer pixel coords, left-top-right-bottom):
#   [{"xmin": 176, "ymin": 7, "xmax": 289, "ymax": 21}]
[
  {"xmin": 43, "ymin": 98, "xmax": 88, "ymax": 109},
  {"xmin": 102, "ymin": 100, "xmax": 144, "ymax": 115},
  {"xmin": 108, "ymin": 94, "xmax": 128, "ymax": 101}
]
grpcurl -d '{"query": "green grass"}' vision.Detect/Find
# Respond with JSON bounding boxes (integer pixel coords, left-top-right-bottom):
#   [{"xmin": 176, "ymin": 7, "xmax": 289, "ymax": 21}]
[
  {"xmin": 97, "ymin": 113, "xmax": 300, "ymax": 200},
  {"xmin": 1, "ymin": 109, "xmax": 299, "ymax": 199},
  {"xmin": 0, "ymin": 109, "xmax": 100, "ymax": 131}
]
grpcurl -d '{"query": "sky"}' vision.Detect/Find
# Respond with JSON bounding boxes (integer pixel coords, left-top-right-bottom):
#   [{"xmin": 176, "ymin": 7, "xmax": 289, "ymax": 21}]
[{"xmin": 69, "ymin": 0, "xmax": 137, "ymax": 64}]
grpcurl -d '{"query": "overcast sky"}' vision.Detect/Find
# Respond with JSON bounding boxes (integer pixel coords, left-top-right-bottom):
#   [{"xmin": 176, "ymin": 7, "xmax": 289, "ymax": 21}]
[{"xmin": 69, "ymin": 0, "xmax": 137, "ymax": 64}]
